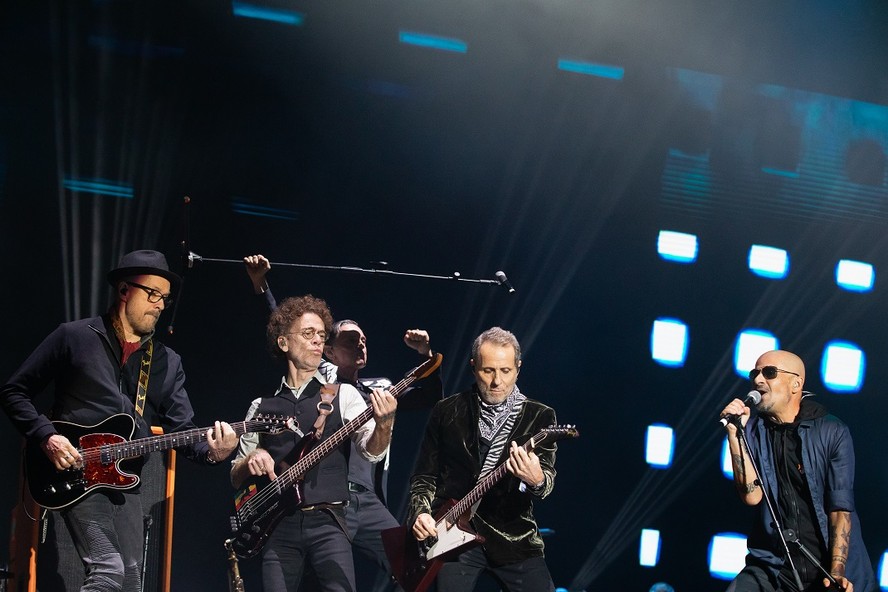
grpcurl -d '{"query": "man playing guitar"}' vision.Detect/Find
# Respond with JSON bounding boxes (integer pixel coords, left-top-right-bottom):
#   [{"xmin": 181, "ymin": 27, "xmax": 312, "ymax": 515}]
[
  {"xmin": 0, "ymin": 249, "xmax": 240, "ymax": 591},
  {"xmin": 407, "ymin": 327, "xmax": 559, "ymax": 592},
  {"xmin": 229, "ymin": 294, "xmax": 398, "ymax": 592}
]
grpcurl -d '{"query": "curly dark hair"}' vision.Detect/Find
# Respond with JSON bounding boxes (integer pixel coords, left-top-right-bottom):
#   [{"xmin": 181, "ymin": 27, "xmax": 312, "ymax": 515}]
[{"xmin": 266, "ymin": 295, "xmax": 334, "ymax": 359}]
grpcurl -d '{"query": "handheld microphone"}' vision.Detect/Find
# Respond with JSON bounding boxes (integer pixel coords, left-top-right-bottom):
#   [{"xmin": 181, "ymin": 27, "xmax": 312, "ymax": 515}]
[
  {"xmin": 495, "ymin": 270, "xmax": 516, "ymax": 293},
  {"xmin": 719, "ymin": 390, "xmax": 762, "ymax": 427}
]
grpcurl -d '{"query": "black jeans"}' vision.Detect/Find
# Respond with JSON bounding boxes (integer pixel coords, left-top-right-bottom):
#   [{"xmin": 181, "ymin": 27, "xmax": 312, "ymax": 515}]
[
  {"xmin": 728, "ymin": 563, "xmax": 830, "ymax": 592},
  {"xmin": 435, "ymin": 546, "xmax": 554, "ymax": 592},
  {"xmin": 262, "ymin": 506, "xmax": 355, "ymax": 592},
  {"xmin": 61, "ymin": 491, "xmax": 143, "ymax": 592}
]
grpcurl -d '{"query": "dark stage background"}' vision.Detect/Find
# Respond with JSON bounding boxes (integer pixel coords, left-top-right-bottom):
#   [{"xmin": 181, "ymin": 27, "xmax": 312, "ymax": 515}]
[{"xmin": 2, "ymin": 1, "xmax": 888, "ymax": 590}]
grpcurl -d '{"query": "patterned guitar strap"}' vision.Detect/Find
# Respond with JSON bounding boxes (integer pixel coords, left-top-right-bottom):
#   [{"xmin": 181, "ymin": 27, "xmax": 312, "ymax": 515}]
[
  {"xmin": 310, "ymin": 383, "xmax": 339, "ymax": 439},
  {"xmin": 135, "ymin": 340, "xmax": 153, "ymax": 417}
]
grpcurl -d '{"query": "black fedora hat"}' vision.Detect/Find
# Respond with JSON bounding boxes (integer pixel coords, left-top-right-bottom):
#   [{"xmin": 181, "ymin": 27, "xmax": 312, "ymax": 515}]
[{"xmin": 107, "ymin": 250, "xmax": 182, "ymax": 288}]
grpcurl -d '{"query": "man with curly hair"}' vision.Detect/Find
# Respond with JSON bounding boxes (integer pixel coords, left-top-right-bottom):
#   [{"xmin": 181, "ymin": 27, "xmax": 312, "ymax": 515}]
[{"xmin": 231, "ymin": 295, "xmax": 398, "ymax": 592}]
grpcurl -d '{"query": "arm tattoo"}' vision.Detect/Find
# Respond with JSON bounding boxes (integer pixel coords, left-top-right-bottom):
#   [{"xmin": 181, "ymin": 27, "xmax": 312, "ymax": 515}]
[
  {"xmin": 732, "ymin": 454, "xmax": 756, "ymax": 494},
  {"xmin": 828, "ymin": 512, "xmax": 851, "ymax": 578}
]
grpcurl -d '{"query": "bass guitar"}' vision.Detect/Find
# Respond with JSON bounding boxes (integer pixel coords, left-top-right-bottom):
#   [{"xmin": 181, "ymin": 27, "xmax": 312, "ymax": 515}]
[
  {"xmin": 26, "ymin": 413, "xmax": 297, "ymax": 510},
  {"xmin": 229, "ymin": 352, "xmax": 443, "ymax": 559},
  {"xmin": 381, "ymin": 424, "xmax": 579, "ymax": 592}
]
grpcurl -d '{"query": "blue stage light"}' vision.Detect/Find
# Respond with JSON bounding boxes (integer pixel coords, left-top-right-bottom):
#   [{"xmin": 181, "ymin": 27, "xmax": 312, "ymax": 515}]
[
  {"xmin": 721, "ymin": 438, "xmax": 733, "ymax": 479},
  {"xmin": 557, "ymin": 59, "xmax": 624, "ymax": 80},
  {"xmin": 398, "ymin": 31, "xmax": 467, "ymax": 53},
  {"xmin": 639, "ymin": 528, "xmax": 661, "ymax": 567},
  {"xmin": 821, "ymin": 340, "xmax": 865, "ymax": 393},
  {"xmin": 645, "ymin": 424, "xmax": 674, "ymax": 468},
  {"xmin": 657, "ymin": 230, "xmax": 698, "ymax": 263},
  {"xmin": 231, "ymin": 198, "xmax": 299, "ymax": 221},
  {"xmin": 748, "ymin": 245, "xmax": 789, "ymax": 279},
  {"xmin": 878, "ymin": 550, "xmax": 888, "ymax": 588},
  {"xmin": 708, "ymin": 533, "xmax": 748, "ymax": 580},
  {"xmin": 651, "ymin": 318, "xmax": 688, "ymax": 367},
  {"xmin": 836, "ymin": 259, "xmax": 874, "ymax": 292},
  {"xmin": 761, "ymin": 166, "xmax": 800, "ymax": 178},
  {"xmin": 63, "ymin": 177, "xmax": 134, "ymax": 199},
  {"xmin": 231, "ymin": 1, "xmax": 304, "ymax": 25},
  {"xmin": 734, "ymin": 330, "xmax": 779, "ymax": 379}
]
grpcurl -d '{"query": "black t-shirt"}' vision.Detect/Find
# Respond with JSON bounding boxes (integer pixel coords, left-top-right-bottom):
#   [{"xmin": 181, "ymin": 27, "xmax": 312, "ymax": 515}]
[{"xmin": 766, "ymin": 397, "xmax": 828, "ymax": 584}]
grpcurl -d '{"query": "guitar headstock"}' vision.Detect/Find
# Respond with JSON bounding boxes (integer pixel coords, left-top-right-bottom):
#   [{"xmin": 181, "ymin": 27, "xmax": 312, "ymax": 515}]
[
  {"xmin": 405, "ymin": 352, "xmax": 443, "ymax": 380},
  {"xmin": 530, "ymin": 424, "xmax": 579, "ymax": 448},
  {"xmin": 250, "ymin": 414, "xmax": 300, "ymax": 435}
]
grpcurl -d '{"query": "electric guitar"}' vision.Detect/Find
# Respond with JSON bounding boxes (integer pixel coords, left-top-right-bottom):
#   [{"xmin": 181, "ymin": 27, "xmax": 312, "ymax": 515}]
[
  {"xmin": 381, "ymin": 424, "xmax": 579, "ymax": 592},
  {"xmin": 228, "ymin": 352, "xmax": 443, "ymax": 559},
  {"xmin": 26, "ymin": 413, "xmax": 297, "ymax": 510}
]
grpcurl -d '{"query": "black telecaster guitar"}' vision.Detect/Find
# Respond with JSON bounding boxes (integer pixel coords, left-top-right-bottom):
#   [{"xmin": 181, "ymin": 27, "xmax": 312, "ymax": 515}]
[
  {"xmin": 381, "ymin": 424, "xmax": 579, "ymax": 592},
  {"xmin": 229, "ymin": 352, "xmax": 443, "ymax": 559},
  {"xmin": 26, "ymin": 413, "xmax": 297, "ymax": 510}
]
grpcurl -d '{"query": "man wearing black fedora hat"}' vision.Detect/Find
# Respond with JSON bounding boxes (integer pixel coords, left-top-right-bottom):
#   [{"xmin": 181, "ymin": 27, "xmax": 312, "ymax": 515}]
[{"xmin": 0, "ymin": 249, "xmax": 240, "ymax": 592}]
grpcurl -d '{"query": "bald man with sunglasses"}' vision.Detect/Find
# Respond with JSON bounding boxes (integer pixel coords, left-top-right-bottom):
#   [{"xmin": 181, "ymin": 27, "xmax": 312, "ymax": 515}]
[{"xmin": 721, "ymin": 350, "xmax": 875, "ymax": 592}]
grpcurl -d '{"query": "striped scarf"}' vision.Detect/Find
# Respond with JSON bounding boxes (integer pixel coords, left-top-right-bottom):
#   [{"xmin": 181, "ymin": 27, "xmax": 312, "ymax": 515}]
[{"xmin": 478, "ymin": 386, "xmax": 526, "ymax": 477}]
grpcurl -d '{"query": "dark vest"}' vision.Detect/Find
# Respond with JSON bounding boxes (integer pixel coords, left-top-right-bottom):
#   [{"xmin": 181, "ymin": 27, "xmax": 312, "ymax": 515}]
[{"xmin": 256, "ymin": 379, "xmax": 349, "ymax": 505}]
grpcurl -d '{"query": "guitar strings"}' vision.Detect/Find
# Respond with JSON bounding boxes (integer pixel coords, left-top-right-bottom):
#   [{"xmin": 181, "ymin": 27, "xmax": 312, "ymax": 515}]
[
  {"xmin": 236, "ymin": 370, "xmax": 421, "ymax": 520},
  {"xmin": 73, "ymin": 416, "xmax": 285, "ymax": 464}
]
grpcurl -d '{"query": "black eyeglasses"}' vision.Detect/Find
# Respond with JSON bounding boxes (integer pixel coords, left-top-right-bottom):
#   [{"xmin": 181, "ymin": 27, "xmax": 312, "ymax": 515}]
[
  {"xmin": 288, "ymin": 327, "xmax": 328, "ymax": 342},
  {"xmin": 126, "ymin": 281, "xmax": 173, "ymax": 306},
  {"xmin": 749, "ymin": 366, "xmax": 800, "ymax": 381}
]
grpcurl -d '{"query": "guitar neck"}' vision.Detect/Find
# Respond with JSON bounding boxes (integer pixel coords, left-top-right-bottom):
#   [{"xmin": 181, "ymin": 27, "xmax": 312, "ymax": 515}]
[
  {"xmin": 443, "ymin": 433, "xmax": 542, "ymax": 524},
  {"xmin": 96, "ymin": 419, "xmax": 263, "ymax": 461},
  {"xmin": 276, "ymin": 373, "xmax": 417, "ymax": 491}
]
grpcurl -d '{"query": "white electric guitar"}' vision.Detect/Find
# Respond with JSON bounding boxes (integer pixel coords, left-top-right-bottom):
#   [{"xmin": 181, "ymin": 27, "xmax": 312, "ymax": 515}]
[{"xmin": 381, "ymin": 424, "xmax": 579, "ymax": 592}]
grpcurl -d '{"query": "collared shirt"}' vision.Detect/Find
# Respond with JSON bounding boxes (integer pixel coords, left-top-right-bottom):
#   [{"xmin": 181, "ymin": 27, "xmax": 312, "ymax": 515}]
[{"xmin": 233, "ymin": 370, "xmax": 387, "ymax": 465}]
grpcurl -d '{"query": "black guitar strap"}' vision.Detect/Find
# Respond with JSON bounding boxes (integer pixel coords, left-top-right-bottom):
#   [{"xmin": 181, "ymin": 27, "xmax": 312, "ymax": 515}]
[{"xmin": 134, "ymin": 340, "xmax": 153, "ymax": 417}]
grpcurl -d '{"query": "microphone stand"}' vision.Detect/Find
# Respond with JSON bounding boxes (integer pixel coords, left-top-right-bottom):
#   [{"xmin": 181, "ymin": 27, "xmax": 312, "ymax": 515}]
[
  {"xmin": 185, "ymin": 251, "xmax": 511, "ymax": 289},
  {"xmin": 733, "ymin": 416, "xmax": 844, "ymax": 591},
  {"xmin": 731, "ymin": 417, "xmax": 804, "ymax": 591}
]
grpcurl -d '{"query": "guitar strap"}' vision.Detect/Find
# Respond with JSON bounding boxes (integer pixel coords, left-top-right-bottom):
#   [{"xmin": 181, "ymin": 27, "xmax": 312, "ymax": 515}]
[
  {"xmin": 310, "ymin": 384, "xmax": 339, "ymax": 439},
  {"xmin": 134, "ymin": 340, "xmax": 153, "ymax": 417}
]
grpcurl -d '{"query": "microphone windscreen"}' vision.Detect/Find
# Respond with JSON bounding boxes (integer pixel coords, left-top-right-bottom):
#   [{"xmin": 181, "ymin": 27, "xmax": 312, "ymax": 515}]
[{"xmin": 745, "ymin": 390, "xmax": 762, "ymax": 405}]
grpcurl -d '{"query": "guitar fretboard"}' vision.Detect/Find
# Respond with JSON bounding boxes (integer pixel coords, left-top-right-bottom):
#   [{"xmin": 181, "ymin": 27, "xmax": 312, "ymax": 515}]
[
  {"xmin": 276, "ymin": 373, "xmax": 416, "ymax": 492},
  {"xmin": 236, "ymin": 354, "xmax": 441, "ymax": 519},
  {"xmin": 82, "ymin": 419, "xmax": 277, "ymax": 463},
  {"xmin": 441, "ymin": 426, "xmax": 576, "ymax": 525}
]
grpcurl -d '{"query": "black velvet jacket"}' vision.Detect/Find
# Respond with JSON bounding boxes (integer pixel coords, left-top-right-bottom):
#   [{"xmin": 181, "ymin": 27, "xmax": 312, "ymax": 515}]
[{"xmin": 408, "ymin": 387, "xmax": 557, "ymax": 566}]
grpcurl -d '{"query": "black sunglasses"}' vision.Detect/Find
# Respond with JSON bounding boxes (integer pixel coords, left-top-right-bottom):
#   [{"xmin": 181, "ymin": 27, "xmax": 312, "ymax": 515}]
[{"xmin": 748, "ymin": 365, "xmax": 800, "ymax": 381}]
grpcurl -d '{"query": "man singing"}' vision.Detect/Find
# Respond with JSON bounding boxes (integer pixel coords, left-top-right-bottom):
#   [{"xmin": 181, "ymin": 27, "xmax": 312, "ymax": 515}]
[{"xmin": 721, "ymin": 349, "xmax": 875, "ymax": 592}]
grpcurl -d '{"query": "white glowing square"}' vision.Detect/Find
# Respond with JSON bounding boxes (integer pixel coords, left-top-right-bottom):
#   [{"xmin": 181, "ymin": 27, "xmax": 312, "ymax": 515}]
[
  {"xmin": 836, "ymin": 259, "xmax": 874, "ymax": 292},
  {"xmin": 734, "ymin": 330, "xmax": 778, "ymax": 378},
  {"xmin": 639, "ymin": 529, "xmax": 661, "ymax": 567},
  {"xmin": 651, "ymin": 318, "xmax": 688, "ymax": 367},
  {"xmin": 645, "ymin": 424, "xmax": 674, "ymax": 468},
  {"xmin": 708, "ymin": 533, "xmax": 748, "ymax": 580},
  {"xmin": 657, "ymin": 230, "xmax": 698, "ymax": 263},
  {"xmin": 822, "ymin": 341, "xmax": 865, "ymax": 393},
  {"xmin": 748, "ymin": 245, "xmax": 788, "ymax": 279}
]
